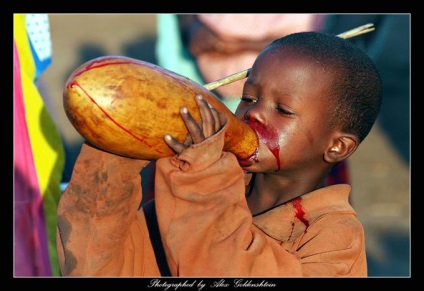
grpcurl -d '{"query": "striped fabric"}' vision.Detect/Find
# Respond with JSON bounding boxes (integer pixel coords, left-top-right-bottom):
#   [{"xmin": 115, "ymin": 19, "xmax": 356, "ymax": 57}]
[{"xmin": 14, "ymin": 14, "xmax": 65, "ymax": 276}]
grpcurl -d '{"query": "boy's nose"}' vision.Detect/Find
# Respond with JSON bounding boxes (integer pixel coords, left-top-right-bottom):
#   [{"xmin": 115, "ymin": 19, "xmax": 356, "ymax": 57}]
[{"xmin": 243, "ymin": 104, "xmax": 266, "ymax": 125}]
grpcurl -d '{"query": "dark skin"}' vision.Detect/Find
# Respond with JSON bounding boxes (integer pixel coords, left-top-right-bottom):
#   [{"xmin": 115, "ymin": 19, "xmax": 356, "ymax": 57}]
[{"xmin": 165, "ymin": 45, "xmax": 359, "ymax": 215}]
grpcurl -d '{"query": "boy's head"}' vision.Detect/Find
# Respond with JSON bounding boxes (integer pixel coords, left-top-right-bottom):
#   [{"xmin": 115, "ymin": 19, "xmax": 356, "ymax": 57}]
[
  {"xmin": 236, "ymin": 31, "xmax": 382, "ymax": 174},
  {"xmin": 266, "ymin": 31, "xmax": 383, "ymax": 143}
]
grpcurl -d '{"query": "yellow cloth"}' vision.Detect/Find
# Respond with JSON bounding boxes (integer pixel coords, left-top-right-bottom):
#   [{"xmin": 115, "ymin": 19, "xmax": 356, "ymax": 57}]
[{"xmin": 14, "ymin": 13, "xmax": 65, "ymax": 276}]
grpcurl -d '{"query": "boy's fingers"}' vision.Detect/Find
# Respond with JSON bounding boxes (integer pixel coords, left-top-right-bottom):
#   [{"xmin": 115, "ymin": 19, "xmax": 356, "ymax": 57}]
[
  {"xmin": 180, "ymin": 106, "xmax": 205, "ymax": 143},
  {"xmin": 165, "ymin": 95, "xmax": 226, "ymax": 154},
  {"xmin": 210, "ymin": 107, "xmax": 222, "ymax": 132},
  {"xmin": 218, "ymin": 111, "xmax": 228, "ymax": 128},
  {"xmin": 195, "ymin": 95, "xmax": 215, "ymax": 138},
  {"xmin": 164, "ymin": 135, "xmax": 187, "ymax": 154}
]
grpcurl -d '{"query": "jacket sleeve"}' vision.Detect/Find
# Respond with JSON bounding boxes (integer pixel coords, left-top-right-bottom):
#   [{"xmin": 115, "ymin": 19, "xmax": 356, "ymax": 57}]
[
  {"xmin": 56, "ymin": 142, "xmax": 160, "ymax": 276},
  {"xmin": 154, "ymin": 124, "xmax": 303, "ymax": 277}
]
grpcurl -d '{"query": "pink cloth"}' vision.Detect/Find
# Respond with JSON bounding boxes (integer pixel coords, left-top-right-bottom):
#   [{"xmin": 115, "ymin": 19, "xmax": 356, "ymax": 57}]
[
  {"xmin": 198, "ymin": 14, "xmax": 325, "ymax": 41},
  {"xmin": 195, "ymin": 14, "xmax": 326, "ymax": 97},
  {"xmin": 14, "ymin": 40, "xmax": 52, "ymax": 276}
]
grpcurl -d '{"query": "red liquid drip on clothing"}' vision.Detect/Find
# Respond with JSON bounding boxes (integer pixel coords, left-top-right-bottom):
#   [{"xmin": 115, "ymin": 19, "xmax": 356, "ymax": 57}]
[{"xmin": 291, "ymin": 197, "xmax": 309, "ymax": 228}]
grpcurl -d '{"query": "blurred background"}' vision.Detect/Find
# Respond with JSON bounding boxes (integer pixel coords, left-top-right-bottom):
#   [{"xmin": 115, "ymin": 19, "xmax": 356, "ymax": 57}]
[{"xmin": 41, "ymin": 14, "xmax": 410, "ymax": 277}]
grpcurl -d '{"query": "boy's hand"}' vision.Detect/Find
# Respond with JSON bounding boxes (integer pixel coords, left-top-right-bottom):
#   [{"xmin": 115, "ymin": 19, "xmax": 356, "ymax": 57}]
[{"xmin": 164, "ymin": 94, "xmax": 227, "ymax": 154}]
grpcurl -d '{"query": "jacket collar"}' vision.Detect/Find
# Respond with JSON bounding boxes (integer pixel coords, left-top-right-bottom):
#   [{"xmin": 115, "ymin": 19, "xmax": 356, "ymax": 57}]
[{"xmin": 251, "ymin": 184, "xmax": 354, "ymax": 241}]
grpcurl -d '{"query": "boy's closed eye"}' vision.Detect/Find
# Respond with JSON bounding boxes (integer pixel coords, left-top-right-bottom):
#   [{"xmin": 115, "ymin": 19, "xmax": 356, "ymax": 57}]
[
  {"xmin": 276, "ymin": 104, "xmax": 294, "ymax": 116},
  {"xmin": 240, "ymin": 96, "xmax": 258, "ymax": 104},
  {"xmin": 241, "ymin": 96, "xmax": 294, "ymax": 117}
]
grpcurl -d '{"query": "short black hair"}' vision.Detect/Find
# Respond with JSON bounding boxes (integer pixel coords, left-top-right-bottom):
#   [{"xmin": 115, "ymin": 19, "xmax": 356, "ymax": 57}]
[{"xmin": 268, "ymin": 31, "xmax": 383, "ymax": 143}]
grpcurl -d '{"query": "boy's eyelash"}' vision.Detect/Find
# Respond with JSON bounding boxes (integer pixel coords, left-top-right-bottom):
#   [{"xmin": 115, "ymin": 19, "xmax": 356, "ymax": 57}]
[
  {"xmin": 241, "ymin": 97, "xmax": 293, "ymax": 116},
  {"xmin": 240, "ymin": 97, "xmax": 257, "ymax": 103},
  {"xmin": 277, "ymin": 106, "xmax": 293, "ymax": 115}
]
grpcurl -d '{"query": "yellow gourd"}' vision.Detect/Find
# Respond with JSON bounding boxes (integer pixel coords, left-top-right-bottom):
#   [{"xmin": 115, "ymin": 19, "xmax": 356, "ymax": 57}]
[{"xmin": 63, "ymin": 56, "xmax": 258, "ymax": 163}]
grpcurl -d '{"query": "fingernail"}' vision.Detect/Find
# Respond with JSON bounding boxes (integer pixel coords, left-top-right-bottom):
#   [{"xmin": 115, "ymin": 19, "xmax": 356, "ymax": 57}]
[
  {"xmin": 181, "ymin": 107, "xmax": 188, "ymax": 114},
  {"xmin": 196, "ymin": 94, "xmax": 203, "ymax": 100}
]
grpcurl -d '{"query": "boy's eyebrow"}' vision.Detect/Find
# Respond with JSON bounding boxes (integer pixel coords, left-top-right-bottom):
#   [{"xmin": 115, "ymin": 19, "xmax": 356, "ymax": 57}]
[{"xmin": 203, "ymin": 23, "xmax": 376, "ymax": 92}]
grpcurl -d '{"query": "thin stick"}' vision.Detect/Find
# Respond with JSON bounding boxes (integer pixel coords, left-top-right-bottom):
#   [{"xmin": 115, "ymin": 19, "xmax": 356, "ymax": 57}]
[
  {"xmin": 203, "ymin": 69, "xmax": 251, "ymax": 91},
  {"xmin": 336, "ymin": 23, "xmax": 375, "ymax": 39},
  {"xmin": 203, "ymin": 23, "xmax": 375, "ymax": 91}
]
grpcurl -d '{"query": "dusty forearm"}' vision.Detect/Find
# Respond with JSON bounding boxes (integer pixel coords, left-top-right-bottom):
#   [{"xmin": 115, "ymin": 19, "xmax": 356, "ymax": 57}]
[{"xmin": 56, "ymin": 142, "xmax": 150, "ymax": 275}]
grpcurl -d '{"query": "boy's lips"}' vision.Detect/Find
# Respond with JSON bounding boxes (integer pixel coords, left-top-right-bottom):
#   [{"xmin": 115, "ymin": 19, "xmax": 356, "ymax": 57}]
[
  {"xmin": 243, "ymin": 118, "xmax": 282, "ymax": 171},
  {"xmin": 243, "ymin": 118, "xmax": 269, "ymax": 144}
]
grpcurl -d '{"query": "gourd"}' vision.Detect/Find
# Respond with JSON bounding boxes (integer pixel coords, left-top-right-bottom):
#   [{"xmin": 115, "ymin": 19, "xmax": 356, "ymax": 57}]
[{"xmin": 63, "ymin": 56, "xmax": 258, "ymax": 164}]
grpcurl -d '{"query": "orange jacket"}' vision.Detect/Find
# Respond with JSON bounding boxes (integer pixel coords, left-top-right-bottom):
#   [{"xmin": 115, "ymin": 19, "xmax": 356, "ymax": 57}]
[{"xmin": 57, "ymin": 123, "xmax": 366, "ymax": 277}]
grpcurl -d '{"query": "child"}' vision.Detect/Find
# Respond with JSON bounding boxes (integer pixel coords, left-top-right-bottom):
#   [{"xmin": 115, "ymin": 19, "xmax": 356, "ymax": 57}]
[{"xmin": 56, "ymin": 31, "xmax": 382, "ymax": 277}]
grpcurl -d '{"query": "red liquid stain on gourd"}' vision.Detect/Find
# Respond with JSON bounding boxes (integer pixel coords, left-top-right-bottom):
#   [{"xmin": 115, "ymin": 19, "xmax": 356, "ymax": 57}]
[
  {"xmin": 68, "ymin": 56, "xmax": 196, "ymax": 92},
  {"xmin": 244, "ymin": 118, "xmax": 281, "ymax": 171},
  {"xmin": 69, "ymin": 81, "xmax": 162, "ymax": 151},
  {"xmin": 69, "ymin": 57, "xmax": 135, "ymax": 80},
  {"xmin": 66, "ymin": 56, "xmax": 213, "ymax": 155},
  {"xmin": 224, "ymin": 131, "xmax": 259, "ymax": 167},
  {"xmin": 291, "ymin": 197, "xmax": 309, "ymax": 228}
]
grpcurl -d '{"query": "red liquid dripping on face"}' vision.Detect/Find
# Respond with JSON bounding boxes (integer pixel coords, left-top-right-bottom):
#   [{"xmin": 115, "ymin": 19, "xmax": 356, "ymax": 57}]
[{"xmin": 244, "ymin": 118, "xmax": 281, "ymax": 171}]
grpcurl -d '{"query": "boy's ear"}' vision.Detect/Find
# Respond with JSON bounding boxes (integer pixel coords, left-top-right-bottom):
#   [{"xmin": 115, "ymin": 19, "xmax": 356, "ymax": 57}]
[{"xmin": 324, "ymin": 134, "xmax": 360, "ymax": 163}]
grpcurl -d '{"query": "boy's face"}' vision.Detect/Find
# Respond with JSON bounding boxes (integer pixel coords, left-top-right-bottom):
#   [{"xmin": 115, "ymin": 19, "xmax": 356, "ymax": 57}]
[{"xmin": 235, "ymin": 47, "xmax": 337, "ymax": 174}]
